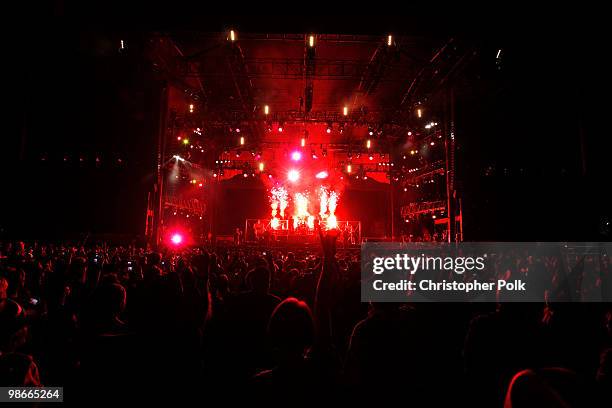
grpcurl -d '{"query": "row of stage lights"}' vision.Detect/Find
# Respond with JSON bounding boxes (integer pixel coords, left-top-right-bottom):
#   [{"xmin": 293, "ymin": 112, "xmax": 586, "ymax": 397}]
[{"xmin": 186, "ymin": 32, "xmax": 428, "ymax": 128}]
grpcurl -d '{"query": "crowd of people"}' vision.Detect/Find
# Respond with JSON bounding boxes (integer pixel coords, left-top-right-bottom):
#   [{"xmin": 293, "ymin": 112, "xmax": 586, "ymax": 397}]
[{"xmin": 1, "ymin": 233, "xmax": 611, "ymax": 406}]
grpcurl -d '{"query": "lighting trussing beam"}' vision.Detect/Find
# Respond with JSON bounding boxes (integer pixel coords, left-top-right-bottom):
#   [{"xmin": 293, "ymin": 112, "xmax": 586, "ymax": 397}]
[
  {"xmin": 178, "ymin": 57, "xmax": 414, "ymax": 81},
  {"xmin": 226, "ymin": 39, "xmax": 262, "ymax": 141}
]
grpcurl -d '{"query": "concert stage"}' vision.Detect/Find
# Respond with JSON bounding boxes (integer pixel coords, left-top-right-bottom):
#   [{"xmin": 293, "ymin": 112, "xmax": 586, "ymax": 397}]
[{"xmin": 245, "ymin": 218, "xmax": 361, "ymax": 245}]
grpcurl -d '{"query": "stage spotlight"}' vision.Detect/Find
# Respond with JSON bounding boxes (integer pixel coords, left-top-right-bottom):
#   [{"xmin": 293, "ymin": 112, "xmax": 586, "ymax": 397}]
[
  {"xmin": 347, "ymin": 164, "xmax": 352, "ymax": 173},
  {"xmin": 287, "ymin": 170, "xmax": 300, "ymax": 182},
  {"xmin": 240, "ymin": 136, "xmax": 245, "ymax": 145},
  {"xmin": 369, "ymin": 155, "xmax": 374, "ymax": 161},
  {"xmin": 430, "ymin": 141, "xmax": 435, "ymax": 146},
  {"xmin": 229, "ymin": 30, "xmax": 236, "ymax": 42},
  {"xmin": 343, "ymin": 106, "xmax": 348, "ymax": 116},
  {"xmin": 417, "ymin": 108, "xmax": 422, "ymax": 118},
  {"xmin": 387, "ymin": 35, "xmax": 393, "ymax": 46},
  {"xmin": 278, "ymin": 124, "xmax": 284, "ymax": 132},
  {"xmin": 170, "ymin": 233, "xmax": 183, "ymax": 246},
  {"xmin": 369, "ymin": 129, "xmax": 374, "ymax": 136},
  {"xmin": 259, "ymin": 162, "xmax": 264, "ymax": 171},
  {"xmin": 291, "ymin": 151, "xmax": 302, "ymax": 161},
  {"xmin": 315, "ymin": 171, "xmax": 328, "ymax": 179},
  {"xmin": 183, "ymin": 138, "xmax": 190, "ymax": 145},
  {"xmin": 309, "ymin": 35, "xmax": 315, "ymax": 48},
  {"xmin": 301, "ymin": 138, "xmax": 306, "ymax": 147},
  {"xmin": 407, "ymin": 131, "xmax": 413, "ymax": 136},
  {"xmin": 366, "ymin": 139, "xmax": 371, "ymax": 149},
  {"xmin": 189, "ymin": 104, "xmax": 194, "ymax": 113},
  {"xmin": 264, "ymin": 105, "xmax": 270, "ymax": 115}
]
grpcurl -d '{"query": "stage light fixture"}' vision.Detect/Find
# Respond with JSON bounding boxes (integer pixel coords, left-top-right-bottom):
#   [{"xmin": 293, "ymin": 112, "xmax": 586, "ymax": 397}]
[
  {"xmin": 264, "ymin": 105, "xmax": 270, "ymax": 115},
  {"xmin": 430, "ymin": 141, "xmax": 435, "ymax": 146},
  {"xmin": 315, "ymin": 171, "xmax": 328, "ymax": 179},
  {"xmin": 347, "ymin": 164, "xmax": 352, "ymax": 173},
  {"xmin": 343, "ymin": 106, "xmax": 348, "ymax": 116},
  {"xmin": 369, "ymin": 155, "xmax": 374, "ymax": 161},
  {"xmin": 301, "ymin": 138, "xmax": 306, "ymax": 147},
  {"xmin": 366, "ymin": 139, "xmax": 371, "ymax": 149},
  {"xmin": 240, "ymin": 136, "xmax": 245, "ymax": 145},
  {"xmin": 287, "ymin": 169, "xmax": 300, "ymax": 182},
  {"xmin": 183, "ymin": 138, "xmax": 190, "ymax": 145},
  {"xmin": 387, "ymin": 35, "xmax": 393, "ymax": 46},
  {"xmin": 417, "ymin": 108, "xmax": 422, "ymax": 118},
  {"xmin": 171, "ymin": 233, "xmax": 183, "ymax": 245},
  {"xmin": 229, "ymin": 30, "xmax": 236, "ymax": 42},
  {"xmin": 278, "ymin": 122, "xmax": 284, "ymax": 132},
  {"xmin": 259, "ymin": 162, "xmax": 264, "ymax": 171},
  {"xmin": 291, "ymin": 151, "xmax": 302, "ymax": 161},
  {"xmin": 189, "ymin": 104, "xmax": 194, "ymax": 113},
  {"xmin": 309, "ymin": 35, "xmax": 315, "ymax": 47}
]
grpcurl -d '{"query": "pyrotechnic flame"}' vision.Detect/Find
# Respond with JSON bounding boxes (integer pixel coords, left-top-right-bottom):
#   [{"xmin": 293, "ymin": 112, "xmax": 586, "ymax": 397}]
[
  {"xmin": 319, "ymin": 189, "xmax": 328, "ymax": 217},
  {"xmin": 327, "ymin": 214, "xmax": 338, "ymax": 230},
  {"xmin": 328, "ymin": 191, "xmax": 338, "ymax": 215},
  {"xmin": 294, "ymin": 193, "xmax": 310, "ymax": 218},
  {"xmin": 271, "ymin": 187, "xmax": 288, "ymax": 219},
  {"xmin": 307, "ymin": 216, "xmax": 315, "ymax": 229}
]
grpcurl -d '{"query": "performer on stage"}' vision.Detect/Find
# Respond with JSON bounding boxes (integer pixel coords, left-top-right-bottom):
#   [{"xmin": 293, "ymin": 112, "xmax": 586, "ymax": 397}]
[
  {"xmin": 254, "ymin": 219, "xmax": 264, "ymax": 242},
  {"xmin": 233, "ymin": 227, "xmax": 243, "ymax": 246}
]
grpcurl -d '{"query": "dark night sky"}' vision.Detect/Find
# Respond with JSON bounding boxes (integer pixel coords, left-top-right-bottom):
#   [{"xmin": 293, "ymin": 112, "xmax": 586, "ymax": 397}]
[{"xmin": 2, "ymin": 7, "xmax": 610, "ymax": 240}]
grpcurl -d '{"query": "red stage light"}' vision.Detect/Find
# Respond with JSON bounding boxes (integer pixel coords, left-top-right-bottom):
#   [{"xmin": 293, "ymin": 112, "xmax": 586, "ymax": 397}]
[
  {"xmin": 315, "ymin": 171, "xmax": 328, "ymax": 179},
  {"xmin": 170, "ymin": 233, "xmax": 183, "ymax": 245},
  {"xmin": 287, "ymin": 170, "xmax": 300, "ymax": 182},
  {"xmin": 291, "ymin": 151, "xmax": 302, "ymax": 161}
]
